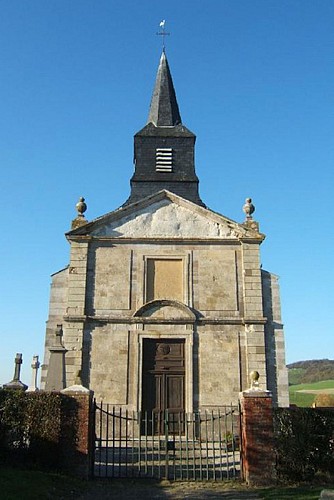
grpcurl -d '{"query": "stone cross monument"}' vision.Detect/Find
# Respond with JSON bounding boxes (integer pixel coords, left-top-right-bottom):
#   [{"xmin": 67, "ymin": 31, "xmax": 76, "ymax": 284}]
[{"xmin": 3, "ymin": 353, "xmax": 28, "ymax": 390}]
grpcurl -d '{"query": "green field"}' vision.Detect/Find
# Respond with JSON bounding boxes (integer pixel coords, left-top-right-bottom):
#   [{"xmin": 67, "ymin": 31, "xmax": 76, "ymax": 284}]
[{"xmin": 289, "ymin": 379, "xmax": 334, "ymax": 407}]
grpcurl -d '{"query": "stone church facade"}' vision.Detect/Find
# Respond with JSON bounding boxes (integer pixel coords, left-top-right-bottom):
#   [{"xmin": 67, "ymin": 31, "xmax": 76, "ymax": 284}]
[{"xmin": 41, "ymin": 51, "xmax": 289, "ymax": 409}]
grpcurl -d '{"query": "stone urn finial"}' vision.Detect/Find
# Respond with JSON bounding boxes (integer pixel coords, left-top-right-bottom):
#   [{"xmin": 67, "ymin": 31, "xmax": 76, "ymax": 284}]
[
  {"xmin": 71, "ymin": 197, "xmax": 88, "ymax": 229},
  {"xmin": 250, "ymin": 370, "xmax": 260, "ymax": 390},
  {"xmin": 243, "ymin": 197, "xmax": 255, "ymax": 221},
  {"xmin": 76, "ymin": 197, "xmax": 87, "ymax": 217}
]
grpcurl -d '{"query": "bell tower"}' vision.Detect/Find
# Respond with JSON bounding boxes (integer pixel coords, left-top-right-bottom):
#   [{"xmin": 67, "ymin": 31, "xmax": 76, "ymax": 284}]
[{"xmin": 125, "ymin": 51, "xmax": 204, "ymax": 206}]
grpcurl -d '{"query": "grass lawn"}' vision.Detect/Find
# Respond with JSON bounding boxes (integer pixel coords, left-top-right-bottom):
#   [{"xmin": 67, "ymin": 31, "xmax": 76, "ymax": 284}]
[
  {"xmin": 291, "ymin": 380, "xmax": 334, "ymax": 391},
  {"xmin": 0, "ymin": 467, "xmax": 333, "ymax": 499},
  {"xmin": 0, "ymin": 467, "xmax": 87, "ymax": 499},
  {"xmin": 289, "ymin": 379, "xmax": 334, "ymax": 407}
]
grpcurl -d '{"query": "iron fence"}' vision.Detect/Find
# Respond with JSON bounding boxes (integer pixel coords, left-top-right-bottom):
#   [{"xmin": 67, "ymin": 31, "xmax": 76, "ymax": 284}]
[{"xmin": 93, "ymin": 402, "xmax": 240, "ymax": 480}]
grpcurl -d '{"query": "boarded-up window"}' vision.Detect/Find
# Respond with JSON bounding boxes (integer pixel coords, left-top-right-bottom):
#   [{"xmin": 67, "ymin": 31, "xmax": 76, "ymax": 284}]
[{"xmin": 147, "ymin": 259, "xmax": 183, "ymax": 302}]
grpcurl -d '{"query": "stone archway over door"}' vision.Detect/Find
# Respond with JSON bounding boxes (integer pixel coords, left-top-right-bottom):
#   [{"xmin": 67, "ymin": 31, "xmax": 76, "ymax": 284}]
[{"xmin": 142, "ymin": 338, "xmax": 185, "ymax": 433}]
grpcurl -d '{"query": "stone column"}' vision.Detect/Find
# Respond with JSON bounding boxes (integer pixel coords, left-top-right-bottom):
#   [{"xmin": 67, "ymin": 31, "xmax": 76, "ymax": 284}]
[{"xmin": 239, "ymin": 373, "xmax": 276, "ymax": 485}]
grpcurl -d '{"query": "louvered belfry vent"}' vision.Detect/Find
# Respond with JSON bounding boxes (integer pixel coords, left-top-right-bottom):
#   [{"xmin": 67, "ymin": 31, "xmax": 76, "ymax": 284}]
[{"xmin": 156, "ymin": 148, "xmax": 173, "ymax": 172}]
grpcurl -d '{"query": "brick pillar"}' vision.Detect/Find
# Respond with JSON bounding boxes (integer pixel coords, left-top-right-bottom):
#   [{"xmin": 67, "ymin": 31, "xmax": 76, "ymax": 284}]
[
  {"xmin": 60, "ymin": 386, "xmax": 94, "ymax": 478},
  {"xmin": 239, "ymin": 390, "xmax": 276, "ymax": 485}
]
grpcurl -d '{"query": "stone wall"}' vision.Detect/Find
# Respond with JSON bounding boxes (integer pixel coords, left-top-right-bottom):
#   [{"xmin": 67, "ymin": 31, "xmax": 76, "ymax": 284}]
[
  {"xmin": 262, "ymin": 270, "xmax": 289, "ymax": 407},
  {"xmin": 41, "ymin": 268, "xmax": 68, "ymax": 389},
  {"xmin": 198, "ymin": 326, "xmax": 241, "ymax": 406},
  {"xmin": 42, "ymin": 196, "xmax": 288, "ymax": 408},
  {"xmin": 85, "ymin": 241, "xmax": 244, "ymax": 318}
]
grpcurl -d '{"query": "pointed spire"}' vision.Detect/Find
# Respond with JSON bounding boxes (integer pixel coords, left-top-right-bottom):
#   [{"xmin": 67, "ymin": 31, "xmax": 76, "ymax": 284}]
[{"xmin": 147, "ymin": 51, "xmax": 182, "ymax": 127}]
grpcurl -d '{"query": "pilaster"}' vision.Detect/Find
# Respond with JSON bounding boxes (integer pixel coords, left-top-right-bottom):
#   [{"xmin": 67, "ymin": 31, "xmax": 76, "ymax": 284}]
[
  {"xmin": 241, "ymin": 241, "xmax": 267, "ymax": 389},
  {"xmin": 67, "ymin": 241, "xmax": 89, "ymax": 316},
  {"xmin": 241, "ymin": 242, "xmax": 264, "ymax": 320},
  {"xmin": 64, "ymin": 240, "xmax": 89, "ymax": 386}
]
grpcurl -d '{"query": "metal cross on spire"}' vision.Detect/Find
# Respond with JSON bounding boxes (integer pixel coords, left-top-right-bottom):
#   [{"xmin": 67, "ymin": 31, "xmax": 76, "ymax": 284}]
[{"xmin": 156, "ymin": 20, "xmax": 170, "ymax": 52}]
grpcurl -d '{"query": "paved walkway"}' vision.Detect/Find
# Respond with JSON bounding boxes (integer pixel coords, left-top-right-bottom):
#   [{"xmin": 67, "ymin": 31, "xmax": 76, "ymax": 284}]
[{"xmin": 78, "ymin": 480, "xmax": 261, "ymax": 499}]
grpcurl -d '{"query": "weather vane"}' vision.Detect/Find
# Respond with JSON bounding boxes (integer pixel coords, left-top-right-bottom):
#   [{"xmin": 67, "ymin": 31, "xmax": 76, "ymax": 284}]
[{"xmin": 156, "ymin": 20, "xmax": 170, "ymax": 52}]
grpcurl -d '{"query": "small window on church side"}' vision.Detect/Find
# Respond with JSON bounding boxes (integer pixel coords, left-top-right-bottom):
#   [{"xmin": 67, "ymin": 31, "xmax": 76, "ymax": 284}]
[
  {"xmin": 146, "ymin": 258, "xmax": 183, "ymax": 302},
  {"xmin": 156, "ymin": 148, "xmax": 173, "ymax": 172}
]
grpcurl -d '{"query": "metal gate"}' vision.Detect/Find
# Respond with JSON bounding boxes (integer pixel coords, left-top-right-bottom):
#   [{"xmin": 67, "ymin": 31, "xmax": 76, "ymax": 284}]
[{"xmin": 93, "ymin": 402, "xmax": 240, "ymax": 480}]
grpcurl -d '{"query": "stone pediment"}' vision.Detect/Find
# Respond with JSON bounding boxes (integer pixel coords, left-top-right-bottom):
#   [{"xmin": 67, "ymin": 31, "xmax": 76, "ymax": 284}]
[
  {"xmin": 134, "ymin": 300, "xmax": 198, "ymax": 321},
  {"xmin": 67, "ymin": 190, "xmax": 263, "ymax": 241}
]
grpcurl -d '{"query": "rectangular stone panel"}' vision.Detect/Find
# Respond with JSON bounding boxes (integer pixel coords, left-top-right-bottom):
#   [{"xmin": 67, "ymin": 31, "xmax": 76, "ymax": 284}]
[
  {"xmin": 199, "ymin": 330, "xmax": 240, "ymax": 406},
  {"xmin": 90, "ymin": 328, "xmax": 129, "ymax": 403},
  {"xmin": 92, "ymin": 247, "xmax": 131, "ymax": 311},
  {"xmin": 196, "ymin": 249, "xmax": 238, "ymax": 311}
]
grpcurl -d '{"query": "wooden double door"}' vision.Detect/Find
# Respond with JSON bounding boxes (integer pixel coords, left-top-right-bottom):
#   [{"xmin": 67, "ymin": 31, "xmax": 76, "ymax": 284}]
[{"xmin": 142, "ymin": 339, "xmax": 185, "ymax": 434}]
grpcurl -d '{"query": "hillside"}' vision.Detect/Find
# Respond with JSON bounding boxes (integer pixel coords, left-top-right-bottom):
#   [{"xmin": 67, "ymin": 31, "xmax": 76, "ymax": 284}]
[{"xmin": 288, "ymin": 359, "xmax": 334, "ymax": 385}]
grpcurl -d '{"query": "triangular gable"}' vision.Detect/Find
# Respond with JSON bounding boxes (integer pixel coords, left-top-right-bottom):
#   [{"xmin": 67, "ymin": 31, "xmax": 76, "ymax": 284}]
[{"xmin": 67, "ymin": 190, "xmax": 263, "ymax": 240}]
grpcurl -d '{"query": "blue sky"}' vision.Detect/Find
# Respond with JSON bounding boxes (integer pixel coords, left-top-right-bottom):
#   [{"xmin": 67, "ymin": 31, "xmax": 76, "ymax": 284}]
[{"xmin": 1, "ymin": 0, "xmax": 333, "ymax": 386}]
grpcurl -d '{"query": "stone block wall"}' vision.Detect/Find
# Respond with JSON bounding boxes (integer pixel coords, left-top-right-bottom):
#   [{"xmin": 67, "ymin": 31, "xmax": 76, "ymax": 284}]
[
  {"xmin": 89, "ymin": 324, "xmax": 130, "ymax": 403},
  {"xmin": 41, "ymin": 203, "xmax": 288, "ymax": 408},
  {"xmin": 41, "ymin": 268, "xmax": 68, "ymax": 389},
  {"xmin": 198, "ymin": 326, "xmax": 241, "ymax": 406},
  {"xmin": 262, "ymin": 270, "xmax": 289, "ymax": 407}
]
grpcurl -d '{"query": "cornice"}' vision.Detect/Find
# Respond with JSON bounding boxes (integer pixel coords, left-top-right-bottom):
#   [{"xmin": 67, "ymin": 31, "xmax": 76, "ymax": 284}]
[
  {"xmin": 66, "ymin": 235, "xmax": 246, "ymax": 245},
  {"xmin": 63, "ymin": 314, "xmax": 267, "ymax": 326}
]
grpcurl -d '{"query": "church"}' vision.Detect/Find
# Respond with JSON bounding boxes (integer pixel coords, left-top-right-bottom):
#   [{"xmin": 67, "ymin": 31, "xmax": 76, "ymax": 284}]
[{"xmin": 41, "ymin": 51, "xmax": 289, "ymax": 409}]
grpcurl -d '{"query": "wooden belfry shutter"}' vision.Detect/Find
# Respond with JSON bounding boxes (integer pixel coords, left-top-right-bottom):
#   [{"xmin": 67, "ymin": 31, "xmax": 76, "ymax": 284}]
[{"xmin": 156, "ymin": 148, "xmax": 173, "ymax": 172}]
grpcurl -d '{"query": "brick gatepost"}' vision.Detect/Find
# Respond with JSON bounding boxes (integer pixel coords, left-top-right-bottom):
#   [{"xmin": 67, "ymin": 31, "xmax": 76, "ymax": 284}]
[
  {"xmin": 61, "ymin": 385, "xmax": 94, "ymax": 478},
  {"xmin": 239, "ymin": 387, "xmax": 276, "ymax": 485}
]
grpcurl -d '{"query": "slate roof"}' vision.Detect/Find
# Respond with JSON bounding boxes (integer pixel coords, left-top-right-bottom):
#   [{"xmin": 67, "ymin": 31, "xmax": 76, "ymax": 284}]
[{"xmin": 147, "ymin": 51, "xmax": 182, "ymax": 127}]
